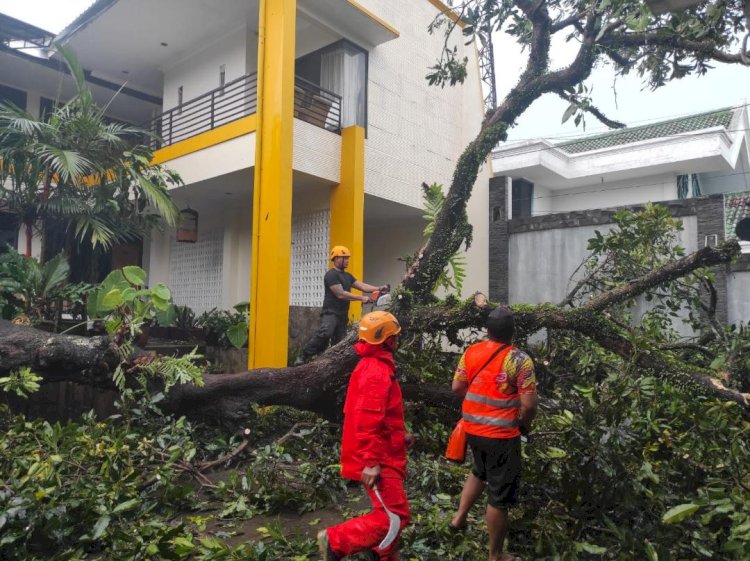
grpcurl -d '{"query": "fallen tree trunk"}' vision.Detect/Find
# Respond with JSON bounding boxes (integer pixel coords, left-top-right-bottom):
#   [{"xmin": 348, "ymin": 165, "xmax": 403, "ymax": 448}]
[
  {"xmin": 1, "ymin": 242, "xmax": 746, "ymax": 422},
  {"xmin": 0, "ymin": 320, "xmax": 119, "ymax": 382},
  {"xmin": 0, "ymin": 321, "xmax": 459, "ymax": 424}
]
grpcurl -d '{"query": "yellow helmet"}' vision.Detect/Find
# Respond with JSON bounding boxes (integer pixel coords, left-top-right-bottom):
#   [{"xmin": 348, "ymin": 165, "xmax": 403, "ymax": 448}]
[
  {"xmin": 330, "ymin": 245, "xmax": 351, "ymax": 261},
  {"xmin": 358, "ymin": 311, "xmax": 401, "ymax": 345}
]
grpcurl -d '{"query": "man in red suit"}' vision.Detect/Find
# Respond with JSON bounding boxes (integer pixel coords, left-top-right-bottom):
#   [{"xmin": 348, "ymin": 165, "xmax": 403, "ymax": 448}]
[{"xmin": 318, "ymin": 311, "xmax": 414, "ymax": 561}]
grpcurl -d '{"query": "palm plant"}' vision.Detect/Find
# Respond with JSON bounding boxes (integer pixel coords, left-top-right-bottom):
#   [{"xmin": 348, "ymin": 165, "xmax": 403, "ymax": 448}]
[
  {"xmin": 421, "ymin": 182, "xmax": 467, "ymax": 295},
  {"xmin": 0, "ymin": 250, "xmax": 91, "ymax": 327},
  {"xmin": 0, "ymin": 44, "xmax": 180, "ymax": 264}
]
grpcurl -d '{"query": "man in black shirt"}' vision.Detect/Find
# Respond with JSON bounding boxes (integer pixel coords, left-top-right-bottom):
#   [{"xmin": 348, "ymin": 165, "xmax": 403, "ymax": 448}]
[{"xmin": 296, "ymin": 246, "xmax": 388, "ymax": 364}]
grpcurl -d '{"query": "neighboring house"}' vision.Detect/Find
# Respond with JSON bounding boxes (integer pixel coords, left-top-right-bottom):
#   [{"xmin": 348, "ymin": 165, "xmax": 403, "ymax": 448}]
[
  {"xmin": 488, "ymin": 105, "xmax": 750, "ymax": 329},
  {"xmin": 24, "ymin": 0, "xmax": 489, "ymax": 367},
  {"xmin": 0, "ymin": 13, "xmax": 159, "ymax": 262}
]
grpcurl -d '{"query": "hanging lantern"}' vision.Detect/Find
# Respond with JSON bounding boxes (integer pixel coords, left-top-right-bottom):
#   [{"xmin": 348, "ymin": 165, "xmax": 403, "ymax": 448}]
[{"xmin": 176, "ymin": 207, "xmax": 199, "ymax": 243}]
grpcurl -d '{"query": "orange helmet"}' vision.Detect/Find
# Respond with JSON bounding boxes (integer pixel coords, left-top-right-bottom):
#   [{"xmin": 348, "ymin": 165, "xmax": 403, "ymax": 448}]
[
  {"xmin": 330, "ymin": 246, "xmax": 351, "ymax": 261},
  {"xmin": 358, "ymin": 311, "xmax": 401, "ymax": 345}
]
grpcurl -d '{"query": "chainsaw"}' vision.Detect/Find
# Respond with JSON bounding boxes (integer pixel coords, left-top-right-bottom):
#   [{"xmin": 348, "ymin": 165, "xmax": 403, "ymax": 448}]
[{"xmin": 365, "ymin": 284, "xmax": 391, "ymax": 311}]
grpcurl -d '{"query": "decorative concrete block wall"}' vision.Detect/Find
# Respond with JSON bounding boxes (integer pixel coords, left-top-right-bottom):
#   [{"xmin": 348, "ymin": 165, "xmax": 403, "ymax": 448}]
[
  {"xmin": 291, "ymin": 209, "xmax": 330, "ymax": 307},
  {"xmin": 169, "ymin": 229, "xmax": 224, "ymax": 313}
]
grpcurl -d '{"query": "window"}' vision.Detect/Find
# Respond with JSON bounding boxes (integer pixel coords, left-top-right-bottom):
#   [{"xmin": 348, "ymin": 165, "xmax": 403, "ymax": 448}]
[
  {"xmin": 512, "ymin": 179, "xmax": 534, "ymax": 218},
  {"xmin": 296, "ymin": 39, "xmax": 368, "ymax": 129},
  {"xmin": 0, "ymin": 84, "xmax": 27, "ymax": 111},
  {"xmin": 0, "ymin": 212, "xmax": 18, "ymax": 253},
  {"xmin": 677, "ymin": 173, "xmax": 701, "ymax": 199},
  {"xmin": 40, "ymin": 97, "xmax": 59, "ymax": 121}
]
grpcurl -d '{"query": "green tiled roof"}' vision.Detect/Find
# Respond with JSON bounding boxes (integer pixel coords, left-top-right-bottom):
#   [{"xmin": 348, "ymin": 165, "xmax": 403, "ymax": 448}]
[{"xmin": 556, "ymin": 108, "xmax": 735, "ymax": 154}]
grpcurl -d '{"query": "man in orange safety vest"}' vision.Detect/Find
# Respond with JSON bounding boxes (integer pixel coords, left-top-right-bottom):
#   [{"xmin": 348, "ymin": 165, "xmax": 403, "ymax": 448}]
[{"xmin": 449, "ymin": 306, "xmax": 538, "ymax": 561}]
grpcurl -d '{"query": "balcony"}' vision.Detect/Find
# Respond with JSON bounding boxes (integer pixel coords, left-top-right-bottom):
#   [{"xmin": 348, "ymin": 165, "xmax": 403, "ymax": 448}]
[{"xmin": 147, "ymin": 73, "xmax": 342, "ymax": 150}]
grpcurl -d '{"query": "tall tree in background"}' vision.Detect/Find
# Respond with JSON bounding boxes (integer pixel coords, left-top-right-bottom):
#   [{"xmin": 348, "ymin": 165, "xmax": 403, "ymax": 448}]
[{"xmin": 406, "ymin": 0, "xmax": 750, "ymax": 300}]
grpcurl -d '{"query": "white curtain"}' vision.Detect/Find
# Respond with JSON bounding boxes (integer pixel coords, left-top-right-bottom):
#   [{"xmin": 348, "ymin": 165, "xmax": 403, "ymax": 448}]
[
  {"xmin": 320, "ymin": 47, "xmax": 365, "ymax": 128},
  {"xmin": 321, "ymin": 49, "xmax": 345, "ymax": 96}
]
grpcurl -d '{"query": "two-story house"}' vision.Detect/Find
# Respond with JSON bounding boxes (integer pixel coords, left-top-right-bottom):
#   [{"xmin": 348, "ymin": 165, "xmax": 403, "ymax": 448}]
[{"xmin": 44, "ymin": 0, "xmax": 490, "ymax": 367}]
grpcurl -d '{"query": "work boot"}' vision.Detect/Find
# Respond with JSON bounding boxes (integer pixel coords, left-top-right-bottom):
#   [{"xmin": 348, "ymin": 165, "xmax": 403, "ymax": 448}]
[{"xmin": 317, "ymin": 529, "xmax": 339, "ymax": 561}]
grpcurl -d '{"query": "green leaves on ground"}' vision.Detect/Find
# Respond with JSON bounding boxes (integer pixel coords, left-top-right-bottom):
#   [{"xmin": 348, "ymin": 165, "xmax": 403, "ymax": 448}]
[{"xmin": 662, "ymin": 503, "xmax": 700, "ymax": 524}]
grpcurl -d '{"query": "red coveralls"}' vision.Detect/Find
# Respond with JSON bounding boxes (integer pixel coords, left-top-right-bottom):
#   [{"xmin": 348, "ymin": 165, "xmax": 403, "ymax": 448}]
[{"xmin": 326, "ymin": 341, "xmax": 411, "ymax": 560}]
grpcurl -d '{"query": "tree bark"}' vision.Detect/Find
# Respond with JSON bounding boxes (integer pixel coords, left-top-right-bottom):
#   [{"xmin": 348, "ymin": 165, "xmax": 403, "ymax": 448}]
[
  {"xmin": 0, "ymin": 320, "xmax": 119, "ymax": 382},
  {"xmin": 0, "ymin": 321, "xmax": 459, "ymax": 425},
  {"xmin": 1, "ymin": 241, "xmax": 746, "ymax": 422}
]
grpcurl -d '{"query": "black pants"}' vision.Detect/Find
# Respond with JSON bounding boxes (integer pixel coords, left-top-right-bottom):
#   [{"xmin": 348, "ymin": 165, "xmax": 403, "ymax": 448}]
[
  {"xmin": 467, "ymin": 434, "xmax": 522, "ymax": 509},
  {"xmin": 302, "ymin": 312, "xmax": 348, "ymax": 359}
]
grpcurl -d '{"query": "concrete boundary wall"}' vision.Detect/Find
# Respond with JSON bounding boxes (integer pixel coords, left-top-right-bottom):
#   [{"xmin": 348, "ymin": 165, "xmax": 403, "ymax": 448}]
[{"xmin": 489, "ymin": 192, "xmax": 744, "ymax": 326}]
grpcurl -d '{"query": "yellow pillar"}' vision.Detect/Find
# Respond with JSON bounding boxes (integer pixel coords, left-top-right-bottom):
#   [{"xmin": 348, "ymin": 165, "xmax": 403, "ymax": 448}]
[
  {"xmin": 249, "ymin": 0, "xmax": 296, "ymax": 368},
  {"xmin": 330, "ymin": 125, "xmax": 366, "ymax": 322}
]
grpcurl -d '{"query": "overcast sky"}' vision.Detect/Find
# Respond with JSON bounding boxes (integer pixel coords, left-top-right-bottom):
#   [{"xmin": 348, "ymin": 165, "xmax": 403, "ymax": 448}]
[
  {"xmin": 492, "ymin": 29, "xmax": 750, "ymax": 142},
  {"xmin": 0, "ymin": 0, "xmax": 93, "ymax": 34},
  {"xmin": 2, "ymin": 0, "xmax": 749, "ymax": 142}
]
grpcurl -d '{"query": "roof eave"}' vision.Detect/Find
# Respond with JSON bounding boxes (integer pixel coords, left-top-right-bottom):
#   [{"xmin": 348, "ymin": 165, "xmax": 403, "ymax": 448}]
[
  {"xmin": 490, "ymin": 128, "xmax": 737, "ymax": 180},
  {"xmin": 54, "ymin": 0, "xmax": 120, "ymax": 45}
]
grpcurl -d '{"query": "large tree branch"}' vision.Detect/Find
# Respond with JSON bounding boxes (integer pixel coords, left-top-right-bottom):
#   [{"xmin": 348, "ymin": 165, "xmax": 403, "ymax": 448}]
[
  {"xmin": 1, "ymin": 241, "xmax": 746, "ymax": 423},
  {"xmin": 550, "ymin": 11, "xmax": 586, "ymax": 33},
  {"xmin": 585, "ymin": 240, "xmax": 739, "ymax": 312},
  {"xmin": 529, "ymin": 12, "xmax": 599, "ymax": 97},
  {"xmin": 402, "ymin": 8, "xmax": 600, "ymax": 302},
  {"xmin": 602, "ymin": 32, "xmax": 750, "ymax": 65},
  {"xmin": 407, "ymin": 299, "xmax": 750, "ymax": 411},
  {"xmin": 406, "ymin": 240, "xmax": 749, "ymax": 410},
  {"xmin": 555, "ymin": 90, "xmax": 627, "ymax": 129},
  {"xmin": 401, "ymin": 0, "xmax": 556, "ymax": 300},
  {"xmin": 0, "ymin": 320, "xmax": 119, "ymax": 381}
]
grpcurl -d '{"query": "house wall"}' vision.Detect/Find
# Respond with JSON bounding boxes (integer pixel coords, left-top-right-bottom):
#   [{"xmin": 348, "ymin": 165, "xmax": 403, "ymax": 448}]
[
  {"xmin": 353, "ymin": 0, "xmax": 489, "ymax": 295},
  {"xmin": 359, "ymin": 1, "xmax": 480, "ymax": 207},
  {"xmin": 508, "ymin": 214, "xmax": 699, "ymax": 336},
  {"xmin": 532, "ymin": 173, "xmax": 679, "ymax": 216},
  {"xmin": 291, "ymin": 186, "xmax": 331, "ymax": 308},
  {"xmin": 146, "ymin": 178, "xmax": 335, "ymax": 312},
  {"xmin": 699, "ymin": 167, "xmax": 750, "ymax": 196},
  {"xmin": 489, "ymin": 196, "xmax": 746, "ymax": 334},
  {"xmin": 160, "ymin": 134, "xmax": 256, "ymax": 186},
  {"xmin": 147, "ymin": 207, "xmax": 238, "ymax": 314},
  {"xmin": 295, "ymin": 15, "xmax": 339, "ymax": 59},
  {"xmin": 364, "ymin": 221, "xmax": 425, "ymax": 291},
  {"xmin": 293, "ymin": 119, "xmax": 342, "ymax": 183},
  {"xmin": 508, "ymin": 218, "xmax": 698, "ymax": 302},
  {"xmin": 727, "ymin": 259, "xmax": 750, "ymax": 326},
  {"xmin": 162, "ymin": 25, "xmax": 249, "ymax": 111}
]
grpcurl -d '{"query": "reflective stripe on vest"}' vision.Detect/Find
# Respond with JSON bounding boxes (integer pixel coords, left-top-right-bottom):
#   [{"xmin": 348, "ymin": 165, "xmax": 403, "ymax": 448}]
[
  {"xmin": 464, "ymin": 392, "xmax": 520, "ymax": 409},
  {"xmin": 463, "ymin": 413, "xmax": 519, "ymax": 428},
  {"xmin": 461, "ymin": 342, "xmax": 520, "ymax": 439}
]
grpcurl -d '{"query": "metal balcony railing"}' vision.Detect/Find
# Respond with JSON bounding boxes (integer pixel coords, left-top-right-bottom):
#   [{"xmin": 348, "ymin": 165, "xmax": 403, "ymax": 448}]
[
  {"xmin": 293, "ymin": 76, "xmax": 342, "ymax": 134},
  {"xmin": 146, "ymin": 73, "xmax": 342, "ymax": 151}
]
